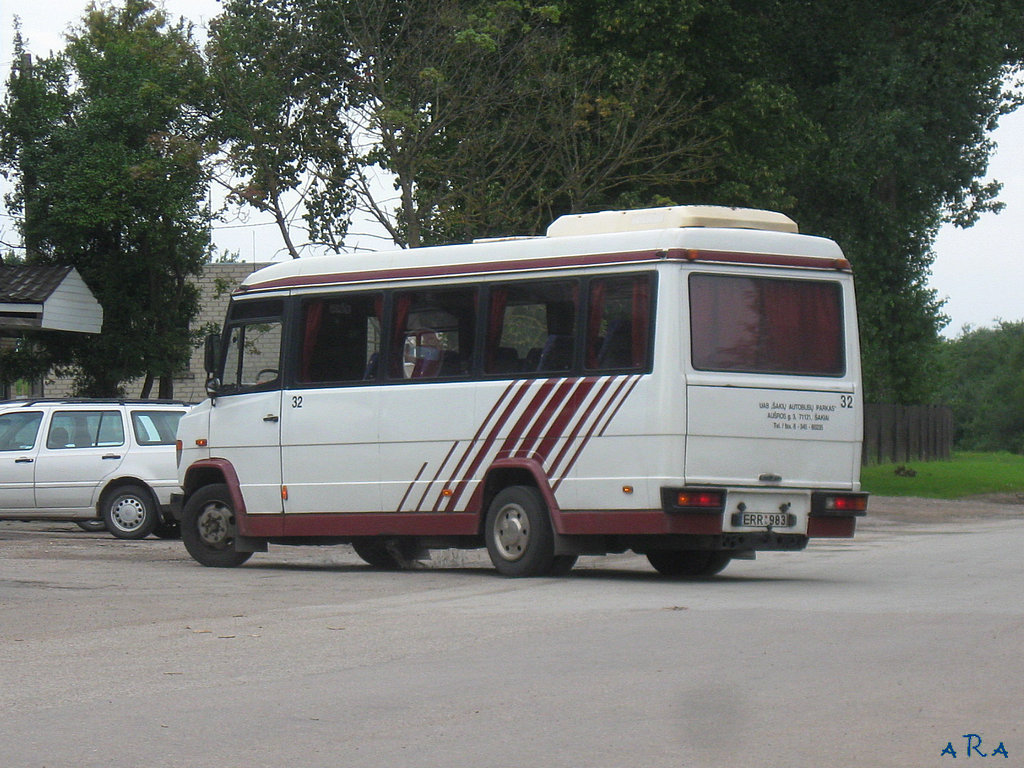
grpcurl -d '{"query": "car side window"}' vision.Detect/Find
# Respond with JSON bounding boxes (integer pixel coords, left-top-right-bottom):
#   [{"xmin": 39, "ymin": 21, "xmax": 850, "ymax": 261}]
[
  {"xmin": 47, "ymin": 411, "xmax": 125, "ymax": 449},
  {"xmin": 0, "ymin": 412, "xmax": 43, "ymax": 451},
  {"xmin": 131, "ymin": 411, "xmax": 184, "ymax": 446}
]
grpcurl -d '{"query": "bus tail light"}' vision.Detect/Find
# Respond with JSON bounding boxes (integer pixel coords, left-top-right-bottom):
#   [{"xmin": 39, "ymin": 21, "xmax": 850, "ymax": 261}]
[
  {"xmin": 662, "ymin": 488, "xmax": 726, "ymax": 514},
  {"xmin": 811, "ymin": 492, "xmax": 868, "ymax": 516}
]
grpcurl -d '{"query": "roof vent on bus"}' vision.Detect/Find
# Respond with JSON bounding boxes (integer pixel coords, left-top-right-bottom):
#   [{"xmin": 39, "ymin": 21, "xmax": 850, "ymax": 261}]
[{"xmin": 545, "ymin": 205, "xmax": 799, "ymax": 238}]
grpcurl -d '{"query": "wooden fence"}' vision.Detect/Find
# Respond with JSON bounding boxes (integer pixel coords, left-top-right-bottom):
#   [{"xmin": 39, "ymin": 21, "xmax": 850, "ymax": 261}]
[{"xmin": 863, "ymin": 403, "xmax": 954, "ymax": 464}]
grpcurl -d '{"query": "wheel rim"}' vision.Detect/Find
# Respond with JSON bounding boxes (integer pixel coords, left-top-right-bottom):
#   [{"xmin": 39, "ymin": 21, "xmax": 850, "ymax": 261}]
[
  {"xmin": 196, "ymin": 501, "xmax": 235, "ymax": 549},
  {"xmin": 109, "ymin": 495, "xmax": 147, "ymax": 532},
  {"xmin": 492, "ymin": 502, "xmax": 530, "ymax": 562}
]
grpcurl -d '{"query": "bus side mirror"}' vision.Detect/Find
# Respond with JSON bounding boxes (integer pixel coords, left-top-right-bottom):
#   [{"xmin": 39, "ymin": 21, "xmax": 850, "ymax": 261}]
[
  {"xmin": 204, "ymin": 334, "xmax": 221, "ymax": 400},
  {"xmin": 203, "ymin": 333, "xmax": 220, "ymax": 376}
]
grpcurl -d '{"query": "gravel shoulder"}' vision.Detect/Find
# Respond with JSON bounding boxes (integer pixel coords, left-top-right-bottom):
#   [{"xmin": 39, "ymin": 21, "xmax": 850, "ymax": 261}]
[{"xmin": 867, "ymin": 492, "xmax": 1024, "ymax": 523}]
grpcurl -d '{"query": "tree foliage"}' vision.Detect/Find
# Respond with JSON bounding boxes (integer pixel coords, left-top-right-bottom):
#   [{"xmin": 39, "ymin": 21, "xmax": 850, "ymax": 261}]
[
  {"xmin": 208, "ymin": 0, "xmax": 712, "ymax": 248},
  {"xmin": 563, "ymin": 0, "xmax": 1024, "ymax": 403},
  {"xmin": 0, "ymin": 0, "xmax": 210, "ymax": 396},
  {"xmin": 6, "ymin": 0, "xmax": 1024, "ymax": 405},
  {"xmin": 938, "ymin": 323, "xmax": 1024, "ymax": 453},
  {"xmin": 207, "ymin": 0, "xmax": 1024, "ymax": 404}
]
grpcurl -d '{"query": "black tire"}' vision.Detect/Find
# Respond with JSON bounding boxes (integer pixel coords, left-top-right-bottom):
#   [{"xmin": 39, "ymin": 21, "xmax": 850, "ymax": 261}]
[
  {"xmin": 646, "ymin": 550, "xmax": 731, "ymax": 578},
  {"xmin": 152, "ymin": 520, "xmax": 181, "ymax": 540},
  {"xmin": 351, "ymin": 537, "xmax": 418, "ymax": 569},
  {"xmin": 549, "ymin": 555, "xmax": 578, "ymax": 576},
  {"xmin": 102, "ymin": 484, "xmax": 158, "ymax": 540},
  {"xmin": 76, "ymin": 519, "xmax": 107, "ymax": 533},
  {"xmin": 181, "ymin": 483, "xmax": 252, "ymax": 568},
  {"xmin": 484, "ymin": 485, "xmax": 559, "ymax": 577}
]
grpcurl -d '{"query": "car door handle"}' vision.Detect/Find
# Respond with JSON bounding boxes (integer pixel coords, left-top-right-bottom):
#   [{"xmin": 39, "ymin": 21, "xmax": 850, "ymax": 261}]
[
  {"xmin": 14, "ymin": 457, "xmax": 33, "ymax": 464},
  {"xmin": 263, "ymin": 414, "xmax": 279, "ymax": 423},
  {"xmin": 102, "ymin": 454, "xmax": 122, "ymax": 460}
]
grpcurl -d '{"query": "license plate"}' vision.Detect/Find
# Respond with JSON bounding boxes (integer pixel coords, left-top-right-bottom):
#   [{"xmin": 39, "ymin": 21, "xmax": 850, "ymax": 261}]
[{"xmin": 738, "ymin": 512, "xmax": 794, "ymax": 528}]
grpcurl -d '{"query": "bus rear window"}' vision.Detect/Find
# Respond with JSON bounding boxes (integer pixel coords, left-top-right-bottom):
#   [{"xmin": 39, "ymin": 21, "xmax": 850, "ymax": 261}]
[{"xmin": 689, "ymin": 274, "xmax": 845, "ymax": 376}]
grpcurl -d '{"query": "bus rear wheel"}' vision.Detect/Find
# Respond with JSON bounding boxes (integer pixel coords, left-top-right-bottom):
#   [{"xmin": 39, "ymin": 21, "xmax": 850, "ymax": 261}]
[
  {"xmin": 485, "ymin": 485, "xmax": 565, "ymax": 577},
  {"xmin": 181, "ymin": 483, "xmax": 252, "ymax": 568},
  {"xmin": 646, "ymin": 550, "xmax": 731, "ymax": 577}
]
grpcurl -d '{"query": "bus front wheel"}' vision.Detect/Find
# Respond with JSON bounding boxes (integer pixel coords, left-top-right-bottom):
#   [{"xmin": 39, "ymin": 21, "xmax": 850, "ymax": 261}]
[
  {"xmin": 181, "ymin": 483, "xmax": 252, "ymax": 568},
  {"xmin": 646, "ymin": 550, "xmax": 731, "ymax": 577},
  {"xmin": 485, "ymin": 485, "xmax": 569, "ymax": 577}
]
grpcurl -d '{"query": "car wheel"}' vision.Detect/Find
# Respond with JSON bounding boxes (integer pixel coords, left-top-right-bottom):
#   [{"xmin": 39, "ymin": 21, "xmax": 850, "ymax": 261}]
[
  {"xmin": 102, "ymin": 484, "xmax": 158, "ymax": 540},
  {"xmin": 76, "ymin": 519, "xmax": 107, "ymax": 533},
  {"xmin": 181, "ymin": 483, "xmax": 252, "ymax": 568},
  {"xmin": 646, "ymin": 550, "xmax": 731, "ymax": 577}
]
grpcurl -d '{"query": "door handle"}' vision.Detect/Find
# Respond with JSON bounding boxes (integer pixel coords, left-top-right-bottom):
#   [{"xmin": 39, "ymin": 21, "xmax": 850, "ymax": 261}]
[
  {"xmin": 102, "ymin": 454, "xmax": 122, "ymax": 460},
  {"xmin": 14, "ymin": 457, "xmax": 33, "ymax": 464},
  {"xmin": 263, "ymin": 414, "xmax": 280, "ymax": 423}
]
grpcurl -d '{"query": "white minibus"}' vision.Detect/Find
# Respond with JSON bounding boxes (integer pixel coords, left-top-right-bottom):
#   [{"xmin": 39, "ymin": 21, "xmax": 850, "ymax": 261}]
[{"xmin": 174, "ymin": 205, "xmax": 867, "ymax": 576}]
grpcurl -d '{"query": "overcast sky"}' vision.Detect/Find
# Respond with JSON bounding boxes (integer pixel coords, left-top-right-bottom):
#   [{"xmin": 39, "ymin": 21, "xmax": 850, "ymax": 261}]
[{"xmin": 3, "ymin": 0, "xmax": 1023, "ymax": 336}]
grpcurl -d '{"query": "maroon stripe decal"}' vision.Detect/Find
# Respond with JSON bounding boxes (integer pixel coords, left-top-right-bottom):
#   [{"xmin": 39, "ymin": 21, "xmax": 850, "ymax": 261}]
[
  {"xmin": 522, "ymin": 377, "xmax": 597, "ymax": 462},
  {"xmin": 597, "ymin": 375, "xmax": 643, "ymax": 436},
  {"xmin": 242, "ymin": 250, "xmax": 663, "ymax": 293},
  {"xmin": 552, "ymin": 375, "xmax": 637, "ymax": 492},
  {"xmin": 546, "ymin": 376, "xmax": 619, "ymax": 479},
  {"xmin": 663, "ymin": 248, "xmax": 850, "ymax": 271},
  {"xmin": 436, "ymin": 379, "xmax": 534, "ymax": 511},
  {"xmin": 396, "ymin": 462, "xmax": 429, "ymax": 512},
  {"xmin": 430, "ymin": 379, "xmax": 523, "ymax": 511},
  {"xmin": 493, "ymin": 379, "xmax": 562, "ymax": 459},
  {"xmin": 414, "ymin": 440, "xmax": 461, "ymax": 512},
  {"xmin": 513, "ymin": 378, "xmax": 581, "ymax": 459},
  {"xmin": 443, "ymin": 379, "xmax": 558, "ymax": 512}
]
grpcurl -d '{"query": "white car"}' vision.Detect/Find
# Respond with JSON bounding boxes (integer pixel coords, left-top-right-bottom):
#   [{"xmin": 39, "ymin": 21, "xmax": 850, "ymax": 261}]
[{"xmin": 0, "ymin": 399, "xmax": 189, "ymax": 539}]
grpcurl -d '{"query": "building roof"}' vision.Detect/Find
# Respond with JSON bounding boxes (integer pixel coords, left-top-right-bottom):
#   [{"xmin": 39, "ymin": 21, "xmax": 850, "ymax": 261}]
[{"xmin": 0, "ymin": 264, "xmax": 103, "ymax": 334}]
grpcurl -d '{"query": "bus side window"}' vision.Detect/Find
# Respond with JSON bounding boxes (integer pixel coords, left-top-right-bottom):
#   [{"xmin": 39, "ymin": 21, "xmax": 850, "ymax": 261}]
[
  {"xmin": 298, "ymin": 294, "xmax": 383, "ymax": 385},
  {"xmin": 388, "ymin": 288, "xmax": 476, "ymax": 380},
  {"xmin": 585, "ymin": 275, "xmax": 652, "ymax": 371},
  {"xmin": 484, "ymin": 280, "xmax": 578, "ymax": 375}
]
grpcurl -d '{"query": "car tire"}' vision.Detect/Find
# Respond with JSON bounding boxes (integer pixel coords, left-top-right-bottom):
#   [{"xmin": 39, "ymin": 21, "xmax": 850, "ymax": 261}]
[{"xmin": 102, "ymin": 484, "xmax": 158, "ymax": 540}]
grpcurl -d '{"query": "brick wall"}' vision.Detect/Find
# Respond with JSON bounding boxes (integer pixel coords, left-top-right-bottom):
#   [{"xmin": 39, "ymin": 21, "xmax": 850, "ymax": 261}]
[{"xmin": 43, "ymin": 262, "xmax": 270, "ymax": 402}]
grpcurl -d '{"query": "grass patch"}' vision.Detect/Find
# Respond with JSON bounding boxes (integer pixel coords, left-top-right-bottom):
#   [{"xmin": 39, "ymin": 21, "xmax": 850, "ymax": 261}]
[{"xmin": 861, "ymin": 452, "xmax": 1024, "ymax": 499}]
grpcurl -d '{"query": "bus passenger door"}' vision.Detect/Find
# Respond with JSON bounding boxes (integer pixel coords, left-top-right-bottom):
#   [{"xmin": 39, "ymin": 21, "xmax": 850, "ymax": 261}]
[{"xmin": 280, "ymin": 294, "xmax": 384, "ymax": 517}]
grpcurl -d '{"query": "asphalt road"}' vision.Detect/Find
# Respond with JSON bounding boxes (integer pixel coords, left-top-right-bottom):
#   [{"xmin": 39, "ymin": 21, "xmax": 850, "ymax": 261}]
[{"xmin": 1, "ymin": 499, "xmax": 1022, "ymax": 768}]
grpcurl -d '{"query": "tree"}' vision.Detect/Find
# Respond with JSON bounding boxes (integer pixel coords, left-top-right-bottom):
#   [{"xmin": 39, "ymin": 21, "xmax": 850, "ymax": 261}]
[
  {"xmin": 208, "ymin": 0, "xmax": 1024, "ymax": 403},
  {"xmin": 938, "ymin": 322, "xmax": 1024, "ymax": 453},
  {"xmin": 207, "ymin": 0, "xmax": 355, "ymax": 258},
  {"xmin": 566, "ymin": 0, "xmax": 1024, "ymax": 402},
  {"xmin": 0, "ymin": 0, "xmax": 211, "ymax": 397},
  {"xmin": 208, "ymin": 0, "xmax": 712, "ymax": 249}
]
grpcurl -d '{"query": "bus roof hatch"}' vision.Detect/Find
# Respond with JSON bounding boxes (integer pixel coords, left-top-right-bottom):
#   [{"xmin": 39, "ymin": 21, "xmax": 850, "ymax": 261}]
[{"xmin": 545, "ymin": 205, "xmax": 799, "ymax": 238}]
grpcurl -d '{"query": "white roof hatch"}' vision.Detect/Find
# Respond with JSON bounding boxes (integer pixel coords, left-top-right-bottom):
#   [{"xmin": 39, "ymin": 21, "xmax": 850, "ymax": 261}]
[{"xmin": 546, "ymin": 205, "xmax": 798, "ymax": 238}]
